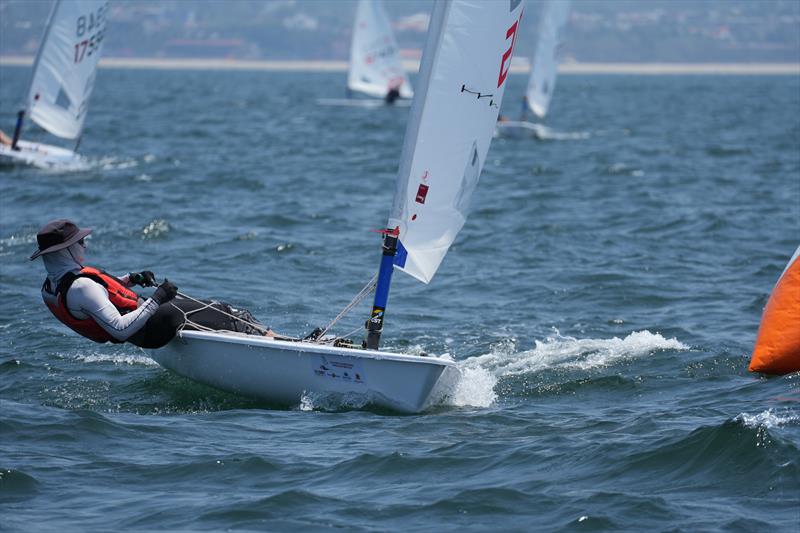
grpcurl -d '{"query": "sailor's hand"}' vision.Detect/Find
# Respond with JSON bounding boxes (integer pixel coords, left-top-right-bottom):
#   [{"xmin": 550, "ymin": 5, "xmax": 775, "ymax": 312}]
[
  {"xmin": 129, "ymin": 270, "xmax": 156, "ymax": 287},
  {"xmin": 303, "ymin": 327, "xmax": 324, "ymax": 341},
  {"xmin": 152, "ymin": 279, "xmax": 178, "ymax": 304}
]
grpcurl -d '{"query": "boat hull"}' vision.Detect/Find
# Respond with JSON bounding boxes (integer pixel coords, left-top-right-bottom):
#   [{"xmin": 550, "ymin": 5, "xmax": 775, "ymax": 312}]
[
  {"xmin": 0, "ymin": 140, "xmax": 84, "ymax": 169},
  {"xmin": 150, "ymin": 330, "xmax": 456, "ymax": 413},
  {"xmin": 316, "ymin": 98, "xmax": 411, "ymax": 108},
  {"xmin": 495, "ymin": 120, "xmax": 549, "ymax": 139}
]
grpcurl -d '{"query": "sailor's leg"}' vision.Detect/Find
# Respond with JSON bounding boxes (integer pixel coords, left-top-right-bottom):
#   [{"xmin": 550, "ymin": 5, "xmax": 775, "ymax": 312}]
[{"xmin": 128, "ymin": 300, "xmax": 185, "ymax": 349}]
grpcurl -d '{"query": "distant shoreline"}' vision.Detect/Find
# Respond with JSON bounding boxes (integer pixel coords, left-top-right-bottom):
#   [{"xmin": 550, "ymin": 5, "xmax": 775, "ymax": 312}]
[{"xmin": 1, "ymin": 56, "xmax": 799, "ymax": 75}]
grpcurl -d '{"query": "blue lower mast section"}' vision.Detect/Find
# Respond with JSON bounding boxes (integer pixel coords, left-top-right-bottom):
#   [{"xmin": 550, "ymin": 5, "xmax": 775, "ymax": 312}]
[{"xmin": 364, "ymin": 231, "xmax": 398, "ymax": 350}]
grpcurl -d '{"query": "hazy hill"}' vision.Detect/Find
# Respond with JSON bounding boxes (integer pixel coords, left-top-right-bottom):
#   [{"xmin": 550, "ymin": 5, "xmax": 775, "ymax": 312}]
[{"xmin": 1, "ymin": 0, "xmax": 798, "ymax": 63}]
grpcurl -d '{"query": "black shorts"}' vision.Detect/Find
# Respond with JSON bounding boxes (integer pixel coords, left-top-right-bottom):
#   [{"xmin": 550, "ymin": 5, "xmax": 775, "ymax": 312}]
[{"xmin": 128, "ymin": 296, "xmax": 265, "ymax": 349}]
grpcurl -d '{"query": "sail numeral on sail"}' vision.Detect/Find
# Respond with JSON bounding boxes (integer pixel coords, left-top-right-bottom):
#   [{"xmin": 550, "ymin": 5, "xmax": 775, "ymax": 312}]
[
  {"xmin": 74, "ymin": 29, "xmax": 104, "ymax": 64},
  {"xmin": 74, "ymin": 3, "xmax": 108, "ymax": 64},
  {"xmin": 497, "ymin": 10, "xmax": 523, "ymax": 87},
  {"xmin": 76, "ymin": 2, "xmax": 108, "ymax": 37}
]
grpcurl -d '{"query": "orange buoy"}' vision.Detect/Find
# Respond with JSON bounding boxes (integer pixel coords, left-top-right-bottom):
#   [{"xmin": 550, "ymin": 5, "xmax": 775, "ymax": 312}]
[{"xmin": 749, "ymin": 246, "xmax": 800, "ymax": 375}]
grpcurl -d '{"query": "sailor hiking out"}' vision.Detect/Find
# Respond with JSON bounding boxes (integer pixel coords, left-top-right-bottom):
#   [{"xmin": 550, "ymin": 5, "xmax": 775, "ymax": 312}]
[{"xmin": 31, "ymin": 219, "xmax": 272, "ymax": 349}]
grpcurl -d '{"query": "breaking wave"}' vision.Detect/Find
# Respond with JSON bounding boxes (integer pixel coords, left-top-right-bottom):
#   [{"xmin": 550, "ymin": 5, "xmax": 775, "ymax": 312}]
[
  {"xmin": 444, "ymin": 330, "xmax": 689, "ymax": 409},
  {"xmin": 735, "ymin": 409, "xmax": 800, "ymax": 430}
]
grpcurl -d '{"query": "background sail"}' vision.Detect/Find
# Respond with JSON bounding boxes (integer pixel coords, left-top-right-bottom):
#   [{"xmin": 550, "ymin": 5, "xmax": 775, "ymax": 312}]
[
  {"xmin": 389, "ymin": 0, "xmax": 525, "ymax": 284},
  {"xmin": 347, "ymin": 0, "xmax": 413, "ymax": 99},
  {"xmin": 27, "ymin": 0, "xmax": 109, "ymax": 140},
  {"xmin": 525, "ymin": 0, "xmax": 571, "ymax": 119}
]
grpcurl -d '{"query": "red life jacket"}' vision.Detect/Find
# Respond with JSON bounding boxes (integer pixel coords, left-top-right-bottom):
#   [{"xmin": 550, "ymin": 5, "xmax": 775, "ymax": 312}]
[{"xmin": 42, "ymin": 266, "xmax": 140, "ymax": 344}]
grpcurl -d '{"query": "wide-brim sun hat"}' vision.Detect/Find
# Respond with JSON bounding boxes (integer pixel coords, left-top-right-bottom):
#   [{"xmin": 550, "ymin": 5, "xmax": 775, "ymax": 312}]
[{"xmin": 30, "ymin": 219, "xmax": 92, "ymax": 260}]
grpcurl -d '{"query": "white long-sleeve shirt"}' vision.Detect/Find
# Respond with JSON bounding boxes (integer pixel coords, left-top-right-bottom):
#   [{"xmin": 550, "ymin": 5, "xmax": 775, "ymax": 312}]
[{"xmin": 61, "ymin": 276, "xmax": 160, "ymax": 341}]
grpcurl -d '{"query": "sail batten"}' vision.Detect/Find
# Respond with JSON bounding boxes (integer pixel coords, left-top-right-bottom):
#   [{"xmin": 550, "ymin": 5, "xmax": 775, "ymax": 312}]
[
  {"xmin": 27, "ymin": 0, "xmax": 109, "ymax": 140},
  {"xmin": 389, "ymin": 0, "xmax": 525, "ymax": 284},
  {"xmin": 348, "ymin": 0, "xmax": 413, "ymax": 100},
  {"xmin": 525, "ymin": 0, "xmax": 571, "ymax": 119}
]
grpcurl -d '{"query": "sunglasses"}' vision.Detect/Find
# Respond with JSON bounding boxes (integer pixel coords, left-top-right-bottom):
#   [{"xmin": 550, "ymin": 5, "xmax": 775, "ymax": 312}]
[{"xmin": 78, "ymin": 238, "xmax": 86, "ymax": 246}]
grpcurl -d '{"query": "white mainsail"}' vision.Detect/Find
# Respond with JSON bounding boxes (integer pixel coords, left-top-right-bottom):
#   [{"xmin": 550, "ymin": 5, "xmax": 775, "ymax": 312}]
[
  {"xmin": 525, "ymin": 0, "xmax": 571, "ymax": 119},
  {"xmin": 347, "ymin": 0, "xmax": 413, "ymax": 99},
  {"xmin": 27, "ymin": 0, "xmax": 109, "ymax": 140},
  {"xmin": 389, "ymin": 0, "xmax": 525, "ymax": 283}
]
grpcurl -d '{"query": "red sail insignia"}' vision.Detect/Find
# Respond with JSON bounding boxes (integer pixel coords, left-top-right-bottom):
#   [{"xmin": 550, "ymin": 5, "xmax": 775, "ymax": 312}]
[{"xmin": 415, "ymin": 184, "xmax": 429, "ymax": 204}]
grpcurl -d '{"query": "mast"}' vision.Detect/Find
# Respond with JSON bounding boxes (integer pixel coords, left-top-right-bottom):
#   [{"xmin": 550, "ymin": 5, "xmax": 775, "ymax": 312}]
[
  {"xmin": 13, "ymin": 0, "xmax": 60, "ymax": 148},
  {"xmin": 10, "ymin": 111, "xmax": 24, "ymax": 151}
]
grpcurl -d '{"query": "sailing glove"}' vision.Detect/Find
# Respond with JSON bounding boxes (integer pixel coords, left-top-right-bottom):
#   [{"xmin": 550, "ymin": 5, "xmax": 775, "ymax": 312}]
[
  {"xmin": 129, "ymin": 270, "xmax": 156, "ymax": 287},
  {"xmin": 152, "ymin": 279, "xmax": 178, "ymax": 304}
]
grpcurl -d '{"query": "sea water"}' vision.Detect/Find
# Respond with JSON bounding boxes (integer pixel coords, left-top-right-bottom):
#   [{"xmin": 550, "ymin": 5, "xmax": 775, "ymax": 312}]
[{"xmin": 1, "ymin": 68, "xmax": 798, "ymax": 531}]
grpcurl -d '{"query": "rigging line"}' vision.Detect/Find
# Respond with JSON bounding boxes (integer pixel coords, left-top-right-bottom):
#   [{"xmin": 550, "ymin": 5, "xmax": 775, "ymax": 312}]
[
  {"xmin": 172, "ymin": 290, "xmax": 274, "ymax": 336},
  {"xmin": 169, "ymin": 299, "xmax": 223, "ymax": 335},
  {"xmin": 169, "ymin": 297, "xmax": 295, "ymax": 340},
  {"xmin": 314, "ymin": 273, "xmax": 378, "ymax": 343},
  {"xmin": 327, "ymin": 323, "xmax": 366, "ymax": 346},
  {"xmin": 168, "ymin": 291, "xmax": 301, "ymax": 342},
  {"xmin": 169, "ymin": 298, "xmax": 217, "ymax": 335},
  {"xmin": 156, "ymin": 277, "xmax": 376, "ymax": 344}
]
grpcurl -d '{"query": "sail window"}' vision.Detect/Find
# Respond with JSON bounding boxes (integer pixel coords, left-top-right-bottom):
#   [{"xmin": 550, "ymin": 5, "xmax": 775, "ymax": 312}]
[
  {"xmin": 455, "ymin": 142, "xmax": 481, "ymax": 216},
  {"xmin": 55, "ymin": 86, "xmax": 72, "ymax": 110}
]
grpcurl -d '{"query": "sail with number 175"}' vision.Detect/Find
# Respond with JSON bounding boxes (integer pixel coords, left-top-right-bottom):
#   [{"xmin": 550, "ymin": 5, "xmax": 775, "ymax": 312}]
[{"xmin": 0, "ymin": 0, "xmax": 109, "ymax": 169}]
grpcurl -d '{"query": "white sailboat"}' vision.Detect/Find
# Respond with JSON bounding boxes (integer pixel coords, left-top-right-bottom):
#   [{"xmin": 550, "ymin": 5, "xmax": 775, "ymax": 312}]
[
  {"xmin": 0, "ymin": 0, "xmax": 108, "ymax": 169},
  {"xmin": 152, "ymin": 0, "xmax": 526, "ymax": 413},
  {"xmin": 317, "ymin": 0, "xmax": 413, "ymax": 108},
  {"xmin": 497, "ymin": 0, "xmax": 570, "ymax": 137}
]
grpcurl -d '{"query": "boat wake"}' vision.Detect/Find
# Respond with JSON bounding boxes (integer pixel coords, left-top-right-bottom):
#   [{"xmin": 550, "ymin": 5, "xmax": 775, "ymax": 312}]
[
  {"xmin": 533, "ymin": 126, "xmax": 590, "ymax": 141},
  {"xmin": 83, "ymin": 153, "xmax": 157, "ymax": 172},
  {"xmin": 96, "ymin": 156, "xmax": 141, "ymax": 171},
  {"xmin": 298, "ymin": 390, "xmax": 374, "ymax": 412},
  {"xmin": 38, "ymin": 158, "xmax": 93, "ymax": 172},
  {"xmin": 442, "ymin": 330, "xmax": 689, "ymax": 409},
  {"xmin": 0, "ymin": 153, "xmax": 157, "ymax": 173},
  {"xmin": 495, "ymin": 121, "xmax": 590, "ymax": 141},
  {"xmin": 73, "ymin": 351, "xmax": 160, "ymax": 367}
]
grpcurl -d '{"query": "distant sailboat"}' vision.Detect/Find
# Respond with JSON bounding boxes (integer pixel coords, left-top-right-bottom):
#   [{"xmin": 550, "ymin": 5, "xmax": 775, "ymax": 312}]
[
  {"xmin": 317, "ymin": 0, "xmax": 413, "ymax": 108},
  {"xmin": 0, "ymin": 0, "xmax": 109, "ymax": 168},
  {"xmin": 152, "ymin": 0, "xmax": 526, "ymax": 413},
  {"xmin": 524, "ymin": 0, "xmax": 571, "ymax": 120},
  {"xmin": 497, "ymin": 0, "xmax": 570, "ymax": 138}
]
